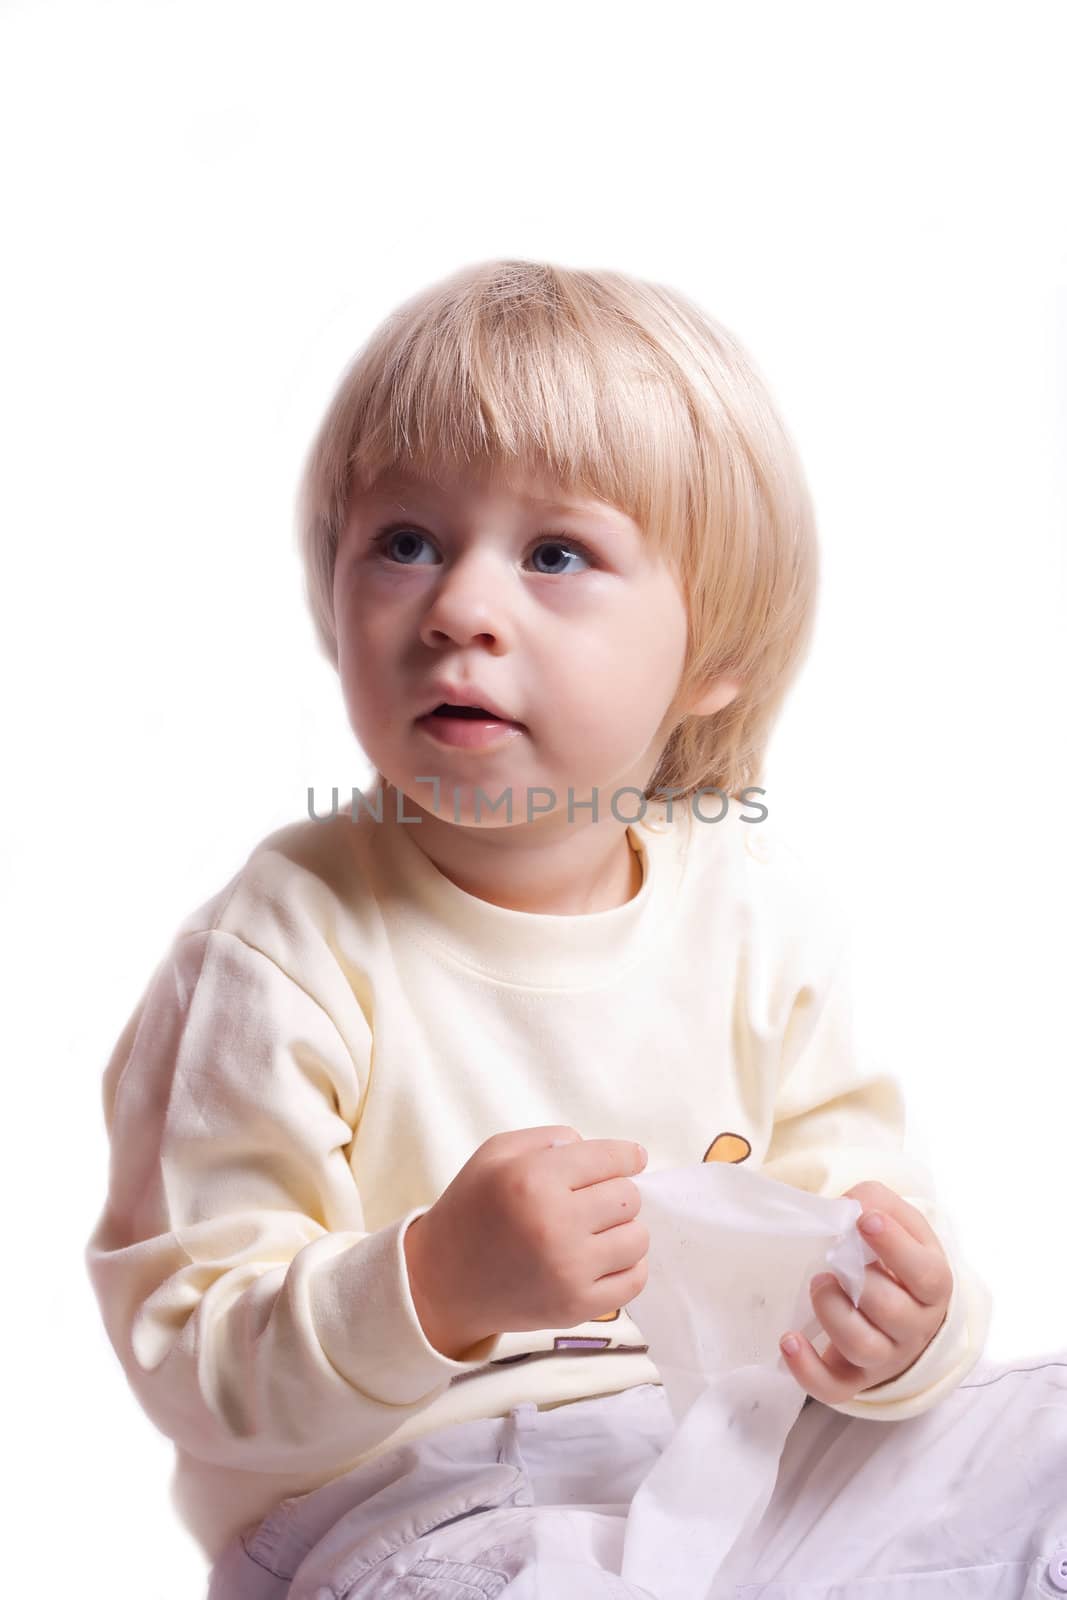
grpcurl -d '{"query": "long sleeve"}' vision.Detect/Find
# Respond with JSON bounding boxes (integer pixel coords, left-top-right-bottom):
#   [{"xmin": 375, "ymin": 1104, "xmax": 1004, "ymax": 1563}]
[
  {"xmin": 760, "ymin": 928, "xmax": 992, "ymax": 1421},
  {"xmin": 84, "ymin": 927, "xmax": 508, "ymax": 1477}
]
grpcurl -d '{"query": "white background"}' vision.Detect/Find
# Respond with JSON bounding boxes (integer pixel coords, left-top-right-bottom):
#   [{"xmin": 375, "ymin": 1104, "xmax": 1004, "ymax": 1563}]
[{"xmin": 2, "ymin": 3, "xmax": 1064, "ymax": 1594}]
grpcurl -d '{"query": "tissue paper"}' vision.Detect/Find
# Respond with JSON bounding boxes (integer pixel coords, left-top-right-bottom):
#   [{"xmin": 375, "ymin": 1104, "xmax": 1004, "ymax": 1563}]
[{"xmin": 617, "ymin": 1162, "xmax": 880, "ymax": 1600}]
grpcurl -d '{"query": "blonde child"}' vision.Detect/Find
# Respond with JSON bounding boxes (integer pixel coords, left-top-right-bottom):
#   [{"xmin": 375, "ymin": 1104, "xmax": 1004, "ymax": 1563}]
[{"xmin": 86, "ymin": 260, "xmax": 1066, "ymax": 1597}]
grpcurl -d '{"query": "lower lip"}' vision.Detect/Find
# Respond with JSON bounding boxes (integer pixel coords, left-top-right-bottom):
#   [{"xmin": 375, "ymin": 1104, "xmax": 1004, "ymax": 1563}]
[{"xmin": 415, "ymin": 714, "xmax": 526, "ymax": 751}]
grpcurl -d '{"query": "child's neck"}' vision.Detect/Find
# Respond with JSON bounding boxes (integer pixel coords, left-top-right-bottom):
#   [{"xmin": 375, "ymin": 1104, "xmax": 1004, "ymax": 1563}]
[{"xmin": 386, "ymin": 800, "xmax": 644, "ymax": 916}]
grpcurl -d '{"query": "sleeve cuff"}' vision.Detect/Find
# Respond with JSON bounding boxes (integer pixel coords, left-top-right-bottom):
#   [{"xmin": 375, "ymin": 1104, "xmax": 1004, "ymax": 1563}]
[{"xmin": 310, "ymin": 1208, "xmax": 509, "ymax": 1407}]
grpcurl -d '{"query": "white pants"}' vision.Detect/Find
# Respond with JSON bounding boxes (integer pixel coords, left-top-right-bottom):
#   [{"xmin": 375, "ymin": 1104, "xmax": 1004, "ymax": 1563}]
[{"xmin": 207, "ymin": 1350, "xmax": 1067, "ymax": 1599}]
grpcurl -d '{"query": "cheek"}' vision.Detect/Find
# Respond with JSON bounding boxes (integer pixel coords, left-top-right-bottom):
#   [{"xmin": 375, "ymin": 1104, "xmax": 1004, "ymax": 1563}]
[
  {"xmin": 616, "ymin": 606, "xmax": 688, "ymax": 701},
  {"xmin": 335, "ymin": 633, "xmax": 384, "ymax": 724},
  {"xmin": 335, "ymin": 597, "xmax": 393, "ymax": 671}
]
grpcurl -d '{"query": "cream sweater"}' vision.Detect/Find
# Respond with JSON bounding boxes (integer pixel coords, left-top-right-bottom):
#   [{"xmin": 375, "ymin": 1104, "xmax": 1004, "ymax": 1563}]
[{"xmin": 85, "ymin": 782, "xmax": 991, "ymax": 1561}]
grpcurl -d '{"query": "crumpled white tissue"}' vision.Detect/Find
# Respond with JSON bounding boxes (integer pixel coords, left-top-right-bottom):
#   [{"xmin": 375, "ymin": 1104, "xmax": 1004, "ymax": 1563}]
[{"xmin": 614, "ymin": 1162, "xmax": 880, "ymax": 1600}]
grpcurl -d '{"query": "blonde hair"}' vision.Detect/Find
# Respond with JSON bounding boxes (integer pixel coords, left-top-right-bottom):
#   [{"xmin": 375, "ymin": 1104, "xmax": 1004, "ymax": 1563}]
[{"xmin": 296, "ymin": 258, "xmax": 819, "ymax": 804}]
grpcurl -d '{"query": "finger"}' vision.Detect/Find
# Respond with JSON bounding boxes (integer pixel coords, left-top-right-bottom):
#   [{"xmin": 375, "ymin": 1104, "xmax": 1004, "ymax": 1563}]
[
  {"xmin": 779, "ymin": 1327, "xmax": 869, "ymax": 1405},
  {"xmin": 845, "ymin": 1182, "xmax": 941, "ymax": 1252},
  {"xmin": 579, "ymin": 1173, "xmax": 646, "ymax": 1236},
  {"xmin": 808, "ymin": 1274, "xmax": 898, "ymax": 1368},
  {"xmin": 591, "ymin": 1214, "xmax": 649, "ymax": 1283},
  {"xmin": 822, "ymin": 1261, "xmax": 927, "ymax": 1341},
  {"xmin": 559, "ymin": 1138, "xmax": 648, "ymax": 1190},
  {"xmin": 853, "ymin": 1206, "xmax": 954, "ymax": 1310}
]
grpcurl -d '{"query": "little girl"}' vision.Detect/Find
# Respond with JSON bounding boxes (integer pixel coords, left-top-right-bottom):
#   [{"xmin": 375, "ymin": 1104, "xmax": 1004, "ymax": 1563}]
[{"xmin": 86, "ymin": 259, "xmax": 1066, "ymax": 1597}]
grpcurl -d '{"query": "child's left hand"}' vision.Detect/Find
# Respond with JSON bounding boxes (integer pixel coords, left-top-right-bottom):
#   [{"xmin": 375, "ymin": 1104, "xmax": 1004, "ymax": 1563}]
[{"xmin": 779, "ymin": 1180, "xmax": 953, "ymax": 1403}]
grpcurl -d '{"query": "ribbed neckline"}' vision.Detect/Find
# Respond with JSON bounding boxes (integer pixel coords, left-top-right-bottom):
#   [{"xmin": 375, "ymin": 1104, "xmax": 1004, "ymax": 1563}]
[{"xmin": 357, "ymin": 781, "xmax": 693, "ymax": 991}]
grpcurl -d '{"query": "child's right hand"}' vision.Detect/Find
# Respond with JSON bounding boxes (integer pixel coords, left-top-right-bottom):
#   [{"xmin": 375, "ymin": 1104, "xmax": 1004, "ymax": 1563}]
[{"xmin": 403, "ymin": 1126, "xmax": 650, "ymax": 1359}]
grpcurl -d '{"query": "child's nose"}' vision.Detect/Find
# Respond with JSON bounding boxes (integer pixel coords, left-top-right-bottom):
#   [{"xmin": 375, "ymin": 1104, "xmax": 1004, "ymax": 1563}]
[{"xmin": 419, "ymin": 552, "xmax": 517, "ymax": 649}]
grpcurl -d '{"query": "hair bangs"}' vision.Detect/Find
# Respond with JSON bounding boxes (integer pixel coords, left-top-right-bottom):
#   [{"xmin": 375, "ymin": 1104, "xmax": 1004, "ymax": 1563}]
[{"xmin": 333, "ymin": 265, "xmax": 696, "ymax": 574}]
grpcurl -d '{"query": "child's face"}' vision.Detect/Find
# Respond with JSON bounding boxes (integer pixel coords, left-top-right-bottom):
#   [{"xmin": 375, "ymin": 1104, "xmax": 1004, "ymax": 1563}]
[{"xmin": 333, "ymin": 460, "xmax": 737, "ymax": 824}]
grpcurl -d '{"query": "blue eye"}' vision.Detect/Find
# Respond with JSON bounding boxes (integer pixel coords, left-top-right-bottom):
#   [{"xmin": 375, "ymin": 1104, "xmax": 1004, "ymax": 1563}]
[
  {"xmin": 371, "ymin": 525, "xmax": 435, "ymax": 565},
  {"xmin": 369, "ymin": 524, "xmax": 593, "ymax": 574},
  {"xmin": 528, "ymin": 539, "xmax": 590, "ymax": 576}
]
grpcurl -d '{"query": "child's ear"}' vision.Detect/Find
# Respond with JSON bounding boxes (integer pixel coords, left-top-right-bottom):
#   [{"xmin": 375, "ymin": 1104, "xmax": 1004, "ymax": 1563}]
[{"xmin": 685, "ymin": 675, "xmax": 742, "ymax": 718}]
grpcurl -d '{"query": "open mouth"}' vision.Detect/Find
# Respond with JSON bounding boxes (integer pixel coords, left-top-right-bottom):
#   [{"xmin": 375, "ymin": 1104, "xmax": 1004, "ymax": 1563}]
[
  {"xmin": 415, "ymin": 702, "xmax": 527, "ymax": 747},
  {"xmin": 422, "ymin": 703, "xmax": 524, "ymax": 726},
  {"xmin": 430, "ymin": 704, "xmax": 498, "ymax": 720}
]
